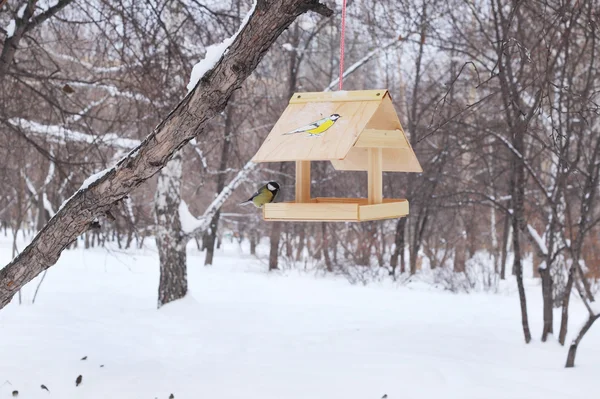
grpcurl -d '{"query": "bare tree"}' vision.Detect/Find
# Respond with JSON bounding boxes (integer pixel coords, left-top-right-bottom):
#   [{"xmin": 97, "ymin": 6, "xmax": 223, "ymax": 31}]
[{"xmin": 0, "ymin": 0, "xmax": 334, "ymax": 310}]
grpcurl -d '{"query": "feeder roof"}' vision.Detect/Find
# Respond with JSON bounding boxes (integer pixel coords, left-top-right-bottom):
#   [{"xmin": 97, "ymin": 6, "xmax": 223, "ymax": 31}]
[{"xmin": 251, "ymin": 89, "xmax": 422, "ymax": 173}]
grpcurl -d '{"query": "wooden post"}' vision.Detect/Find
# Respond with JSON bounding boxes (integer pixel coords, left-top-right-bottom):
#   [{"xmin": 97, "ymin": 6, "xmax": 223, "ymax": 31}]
[
  {"xmin": 367, "ymin": 148, "xmax": 383, "ymax": 204},
  {"xmin": 295, "ymin": 160, "xmax": 311, "ymax": 203}
]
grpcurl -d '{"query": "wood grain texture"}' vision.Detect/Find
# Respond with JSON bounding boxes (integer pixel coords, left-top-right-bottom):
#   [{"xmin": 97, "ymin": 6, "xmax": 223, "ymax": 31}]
[
  {"xmin": 367, "ymin": 148, "xmax": 383, "ymax": 204},
  {"xmin": 331, "ymin": 147, "xmax": 423, "ymax": 172},
  {"xmin": 288, "ymin": 89, "xmax": 388, "ymax": 104},
  {"xmin": 262, "ymin": 199, "xmax": 409, "ymax": 221},
  {"xmin": 252, "ymin": 89, "xmax": 423, "ymax": 174},
  {"xmin": 358, "ymin": 200, "xmax": 409, "ymax": 221},
  {"xmin": 0, "ymin": 0, "xmax": 334, "ymax": 310},
  {"xmin": 295, "ymin": 160, "xmax": 311, "ymax": 202},
  {"xmin": 313, "ymin": 197, "xmax": 404, "ymax": 204},
  {"xmin": 354, "ymin": 129, "xmax": 409, "ymax": 148},
  {"xmin": 264, "ymin": 202, "xmax": 359, "ymax": 221},
  {"xmin": 252, "ymin": 94, "xmax": 382, "ymax": 162},
  {"xmin": 332, "ymin": 94, "xmax": 422, "ymax": 172}
]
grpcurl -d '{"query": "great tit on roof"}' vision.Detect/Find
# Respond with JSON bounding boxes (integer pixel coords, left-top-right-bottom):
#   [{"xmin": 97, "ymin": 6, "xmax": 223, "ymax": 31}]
[
  {"xmin": 283, "ymin": 114, "xmax": 341, "ymax": 137},
  {"xmin": 241, "ymin": 181, "xmax": 280, "ymax": 208}
]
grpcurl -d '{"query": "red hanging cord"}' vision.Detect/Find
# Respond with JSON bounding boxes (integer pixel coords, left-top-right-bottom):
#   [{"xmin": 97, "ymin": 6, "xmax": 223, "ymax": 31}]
[{"xmin": 338, "ymin": 0, "xmax": 347, "ymax": 91}]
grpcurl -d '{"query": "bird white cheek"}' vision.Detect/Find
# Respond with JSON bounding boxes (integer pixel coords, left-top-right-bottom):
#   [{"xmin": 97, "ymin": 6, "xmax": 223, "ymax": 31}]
[{"xmin": 267, "ymin": 184, "xmax": 276, "ymax": 191}]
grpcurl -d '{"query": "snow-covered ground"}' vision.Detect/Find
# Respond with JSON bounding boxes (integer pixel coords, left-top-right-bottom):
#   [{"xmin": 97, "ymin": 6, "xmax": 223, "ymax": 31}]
[{"xmin": 0, "ymin": 234, "xmax": 598, "ymax": 399}]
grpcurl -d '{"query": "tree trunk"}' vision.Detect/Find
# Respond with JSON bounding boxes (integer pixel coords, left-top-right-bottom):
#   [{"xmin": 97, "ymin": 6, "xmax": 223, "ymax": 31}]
[
  {"xmin": 510, "ymin": 129, "xmax": 532, "ymax": 344},
  {"xmin": 322, "ymin": 223, "xmax": 332, "ymax": 272},
  {"xmin": 500, "ymin": 214, "xmax": 510, "ymax": 279},
  {"xmin": 540, "ymin": 263, "xmax": 553, "ymax": 342},
  {"xmin": 295, "ymin": 227, "xmax": 305, "ymax": 261},
  {"xmin": 512, "ymin": 223, "xmax": 531, "ymax": 343},
  {"xmin": 250, "ymin": 229, "xmax": 257, "ymax": 255},
  {"xmin": 285, "ymin": 230, "xmax": 293, "ymax": 258},
  {"xmin": 0, "ymin": 0, "xmax": 333, "ymax": 310},
  {"xmin": 559, "ymin": 266, "xmax": 575, "ymax": 345},
  {"xmin": 269, "ymin": 221, "xmax": 282, "ymax": 271},
  {"xmin": 390, "ymin": 218, "xmax": 406, "ymax": 276},
  {"xmin": 155, "ymin": 155, "xmax": 187, "ymax": 308},
  {"xmin": 565, "ymin": 313, "xmax": 600, "ymax": 367},
  {"xmin": 205, "ymin": 93, "xmax": 235, "ymax": 265},
  {"xmin": 204, "ymin": 211, "xmax": 220, "ymax": 266},
  {"xmin": 454, "ymin": 216, "xmax": 466, "ymax": 273}
]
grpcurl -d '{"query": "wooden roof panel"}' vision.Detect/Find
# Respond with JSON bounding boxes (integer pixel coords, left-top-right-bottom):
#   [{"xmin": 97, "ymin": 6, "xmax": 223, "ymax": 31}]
[
  {"xmin": 251, "ymin": 94, "xmax": 381, "ymax": 162},
  {"xmin": 251, "ymin": 89, "xmax": 423, "ymax": 173}
]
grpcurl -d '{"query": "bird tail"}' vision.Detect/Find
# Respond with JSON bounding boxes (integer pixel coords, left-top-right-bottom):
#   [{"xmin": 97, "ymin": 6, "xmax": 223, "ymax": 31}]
[{"xmin": 282, "ymin": 129, "xmax": 304, "ymax": 135}]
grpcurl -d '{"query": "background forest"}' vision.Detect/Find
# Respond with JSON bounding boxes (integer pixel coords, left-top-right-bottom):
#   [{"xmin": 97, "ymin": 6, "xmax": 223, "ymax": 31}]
[{"xmin": 1, "ymin": 0, "xmax": 600, "ymax": 383}]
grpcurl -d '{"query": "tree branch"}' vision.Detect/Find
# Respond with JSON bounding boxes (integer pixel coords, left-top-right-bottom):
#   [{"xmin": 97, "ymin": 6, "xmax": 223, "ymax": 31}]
[
  {"xmin": 0, "ymin": 0, "xmax": 333, "ymax": 310},
  {"xmin": 23, "ymin": 0, "xmax": 75, "ymax": 34}
]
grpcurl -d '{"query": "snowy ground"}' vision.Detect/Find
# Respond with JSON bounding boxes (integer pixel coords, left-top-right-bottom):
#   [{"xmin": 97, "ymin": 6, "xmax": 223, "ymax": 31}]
[{"xmin": 0, "ymin": 234, "xmax": 598, "ymax": 399}]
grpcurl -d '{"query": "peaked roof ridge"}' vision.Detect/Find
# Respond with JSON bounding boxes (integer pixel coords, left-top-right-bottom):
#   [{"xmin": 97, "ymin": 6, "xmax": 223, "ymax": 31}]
[
  {"xmin": 251, "ymin": 89, "xmax": 422, "ymax": 173},
  {"xmin": 288, "ymin": 89, "xmax": 389, "ymax": 105}
]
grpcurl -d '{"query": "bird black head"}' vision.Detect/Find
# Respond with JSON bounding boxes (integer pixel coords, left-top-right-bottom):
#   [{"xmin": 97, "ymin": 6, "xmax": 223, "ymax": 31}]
[
  {"xmin": 266, "ymin": 181, "xmax": 280, "ymax": 192},
  {"xmin": 330, "ymin": 113, "xmax": 341, "ymax": 120}
]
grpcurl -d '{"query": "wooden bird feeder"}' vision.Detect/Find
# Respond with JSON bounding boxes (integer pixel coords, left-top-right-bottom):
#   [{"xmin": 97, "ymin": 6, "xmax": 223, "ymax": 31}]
[{"xmin": 251, "ymin": 89, "xmax": 422, "ymax": 222}]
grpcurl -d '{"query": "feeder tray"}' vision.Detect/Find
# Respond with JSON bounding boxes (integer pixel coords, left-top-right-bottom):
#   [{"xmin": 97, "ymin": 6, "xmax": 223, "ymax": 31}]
[{"xmin": 251, "ymin": 89, "xmax": 422, "ymax": 222}]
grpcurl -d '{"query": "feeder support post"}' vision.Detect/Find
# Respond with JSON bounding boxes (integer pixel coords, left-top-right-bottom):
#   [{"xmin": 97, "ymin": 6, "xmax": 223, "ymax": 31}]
[
  {"xmin": 367, "ymin": 148, "xmax": 383, "ymax": 204},
  {"xmin": 295, "ymin": 160, "xmax": 311, "ymax": 203}
]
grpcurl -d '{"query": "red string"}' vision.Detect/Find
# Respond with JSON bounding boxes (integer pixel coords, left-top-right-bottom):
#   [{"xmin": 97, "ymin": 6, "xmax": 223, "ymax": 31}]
[{"xmin": 338, "ymin": 0, "xmax": 347, "ymax": 91}]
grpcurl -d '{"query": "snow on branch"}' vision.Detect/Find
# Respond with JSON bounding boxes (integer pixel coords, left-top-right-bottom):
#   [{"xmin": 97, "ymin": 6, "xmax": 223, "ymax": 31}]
[
  {"xmin": 8, "ymin": 118, "xmax": 141, "ymax": 149},
  {"xmin": 179, "ymin": 161, "xmax": 257, "ymax": 235},
  {"xmin": 187, "ymin": 1, "xmax": 257, "ymax": 92},
  {"xmin": 58, "ymin": 167, "xmax": 112, "ymax": 212},
  {"xmin": 21, "ymin": 168, "xmax": 56, "ymax": 217},
  {"xmin": 47, "ymin": 50, "xmax": 141, "ymax": 74},
  {"xmin": 67, "ymin": 95, "xmax": 109, "ymax": 124},
  {"xmin": 527, "ymin": 224, "xmax": 548, "ymax": 257},
  {"xmin": 67, "ymin": 81, "xmax": 154, "ymax": 104}
]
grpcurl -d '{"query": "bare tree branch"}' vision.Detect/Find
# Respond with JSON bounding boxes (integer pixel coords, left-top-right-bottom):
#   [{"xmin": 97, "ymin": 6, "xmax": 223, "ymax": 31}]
[{"xmin": 0, "ymin": 0, "xmax": 333, "ymax": 310}]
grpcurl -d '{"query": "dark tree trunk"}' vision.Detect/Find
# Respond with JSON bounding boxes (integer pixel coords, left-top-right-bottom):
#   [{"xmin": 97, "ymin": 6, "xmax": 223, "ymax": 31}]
[
  {"xmin": 285, "ymin": 229, "xmax": 293, "ymax": 258},
  {"xmin": 540, "ymin": 263, "xmax": 554, "ymax": 342},
  {"xmin": 500, "ymin": 213, "xmax": 510, "ymax": 280},
  {"xmin": 250, "ymin": 229, "xmax": 257, "ymax": 255},
  {"xmin": 331, "ymin": 226, "xmax": 338, "ymax": 265},
  {"xmin": 409, "ymin": 213, "xmax": 427, "ymax": 275},
  {"xmin": 454, "ymin": 217, "xmax": 466, "ymax": 273},
  {"xmin": 409, "ymin": 243, "xmax": 418, "ymax": 275},
  {"xmin": 565, "ymin": 313, "xmax": 600, "ymax": 367},
  {"xmin": 205, "ymin": 93, "xmax": 236, "ymax": 265},
  {"xmin": 390, "ymin": 219, "xmax": 402, "ymax": 276},
  {"xmin": 295, "ymin": 227, "xmax": 305, "ymax": 261},
  {"xmin": 0, "ymin": 0, "xmax": 333, "ymax": 310},
  {"xmin": 510, "ymin": 129, "xmax": 532, "ymax": 344},
  {"xmin": 559, "ymin": 266, "xmax": 575, "ymax": 345},
  {"xmin": 36, "ymin": 195, "xmax": 48, "ymax": 232},
  {"xmin": 512, "ymin": 223, "xmax": 531, "ymax": 343},
  {"xmin": 322, "ymin": 223, "xmax": 332, "ymax": 272},
  {"xmin": 204, "ymin": 211, "xmax": 220, "ymax": 266},
  {"xmin": 269, "ymin": 221, "xmax": 282, "ymax": 271}
]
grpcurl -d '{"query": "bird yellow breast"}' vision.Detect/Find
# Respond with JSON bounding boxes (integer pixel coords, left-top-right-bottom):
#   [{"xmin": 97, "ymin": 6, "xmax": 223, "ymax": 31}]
[{"xmin": 307, "ymin": 119, "xmax": 335, "ymax": 135}]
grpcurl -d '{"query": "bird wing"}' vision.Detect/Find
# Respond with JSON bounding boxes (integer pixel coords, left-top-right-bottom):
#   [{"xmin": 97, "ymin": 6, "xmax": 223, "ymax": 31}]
[
  {"xmin": 240, "ymin": 188, "xmax": 261, "ymax": 204},
  {"xmin": 283, "ymin": 117, "xmax": 327, "ymax": 135}
]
